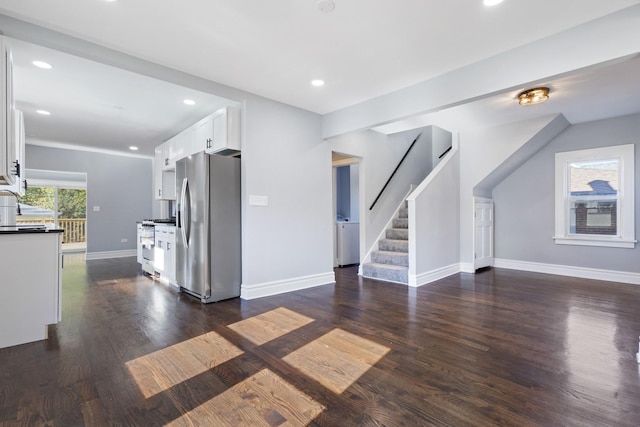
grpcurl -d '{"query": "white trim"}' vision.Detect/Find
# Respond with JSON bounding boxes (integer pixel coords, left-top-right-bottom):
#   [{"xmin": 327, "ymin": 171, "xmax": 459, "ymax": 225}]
[
  {"xmin": 241, "ymin": 271, "xmax": 335, "ymax": 300},
  {"xmin": 554, "ymin": 144, "xmax": 635, "ymax": 249},
  {"xmin": 553, "ymin": 236, "xmax": 636, "ymax": 249},
  {"xmin": 27, "ymin": 138, "xmax": 154, "ymax": 159},
  {"xmin": 460, "ymin": 262, "xmax": 475, "ymax": 273},
  {"xmin": 494, "ymin": 258, "xmax": 640, "ymax": 286},
  {"xmin": 409, "ymin": 263, "xmax": 460, "ymax": 287},
  {"xmin": 85, "ymin": 250, "xmax": 136, "ymax": 260}
]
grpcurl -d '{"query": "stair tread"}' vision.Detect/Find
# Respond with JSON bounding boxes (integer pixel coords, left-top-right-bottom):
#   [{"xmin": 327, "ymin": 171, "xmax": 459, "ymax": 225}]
[
  {"xmin": 364, "ymin": 262, "xmax": 408, "ymax": 271},
  {"xmin": 374, "ymin": 250, "xmax": 408, "ymax": 256}
]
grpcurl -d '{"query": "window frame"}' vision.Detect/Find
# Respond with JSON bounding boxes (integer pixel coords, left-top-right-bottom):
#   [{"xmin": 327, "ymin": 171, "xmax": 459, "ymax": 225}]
[{"xmin": 554, "ymin": 144, "xmax": 635, "ymax": 248}]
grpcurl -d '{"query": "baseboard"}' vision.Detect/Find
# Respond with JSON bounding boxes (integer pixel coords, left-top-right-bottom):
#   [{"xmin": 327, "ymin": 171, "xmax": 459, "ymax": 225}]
[
  {"xmin": 494, "ymin": 258, "xmax": 640, "ymax": 286},
  {"xmin": 85, "ymin": 250, "xmax": 137, "ymax": 261},
  {"xmin": 241, "ymin": 271, "xmax": 336, "ymax": 300},
  {"xmin": 409, "ymin": 264, "xmax": 460, "ymax": 287},
  {"xmin": 459, "ymin": 263, "xmax": 475, "ymax": 273}
]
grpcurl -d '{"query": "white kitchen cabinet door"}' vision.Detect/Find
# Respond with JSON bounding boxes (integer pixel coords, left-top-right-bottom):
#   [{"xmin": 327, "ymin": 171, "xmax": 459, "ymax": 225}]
[
  {"xmin": 190, "ymin": 106, "xmax": 241, "ymax": 155},
  {"xmin": 165, "ymin": 227, "xmax": 176, "ymax": 285},
  {"xmin": 210, "ymin": 106, "xmax": 241, "ymax": 155},
  {"xmin": 136, "ymin": 223, "xmax": 143, "ymax": 264},
  {"xmin": 154, "ymin": 146, "xmax": 164, "ymax": 200},
  {"xmin": 154, "ymin": 144, "xmax": 176, "ymax": 200},
  {"xmin": 161, "ymin": 137, "xmax": 174, "ymax": 171},
  {"xmin": 192, "ymin": 114, "xmax": 214, "ymax": 154},
  {"xmin": 0, "ymin": 36, "xmax": 16, "ymax": 187}
]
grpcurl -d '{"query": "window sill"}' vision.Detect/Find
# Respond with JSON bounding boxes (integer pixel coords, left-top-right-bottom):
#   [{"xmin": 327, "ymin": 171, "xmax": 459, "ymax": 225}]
[{"xmin": 553, "ymin": 236, "xmax": 636, "ymax": 249}]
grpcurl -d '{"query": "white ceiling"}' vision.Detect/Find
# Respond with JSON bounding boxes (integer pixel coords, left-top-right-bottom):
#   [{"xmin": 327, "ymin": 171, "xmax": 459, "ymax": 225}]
[{"xmin": 0, "ymin": 0, "xmax": 640, "ymax": 155}]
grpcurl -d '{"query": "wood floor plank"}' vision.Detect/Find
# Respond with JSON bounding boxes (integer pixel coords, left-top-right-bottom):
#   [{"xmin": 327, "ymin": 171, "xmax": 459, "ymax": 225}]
[{"xmin": 2, "ymin": 258, "xmax": 640, "ymax": 426}]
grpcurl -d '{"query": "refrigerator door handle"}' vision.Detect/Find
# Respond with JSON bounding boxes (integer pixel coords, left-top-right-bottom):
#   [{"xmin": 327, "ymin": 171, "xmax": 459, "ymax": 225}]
[{"xmin": 180, "ymin": 177, "xmax": 191, "ymax": 248}]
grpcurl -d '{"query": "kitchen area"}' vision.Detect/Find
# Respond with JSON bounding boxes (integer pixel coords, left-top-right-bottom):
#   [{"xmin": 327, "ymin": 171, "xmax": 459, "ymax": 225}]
[
  {"xmin": 0, "ymin": 36, "xmax": 63, "ymax": 350},
  {"xmin": 137, "ymin": 105, "xmax": 242, "ymax": 304}
]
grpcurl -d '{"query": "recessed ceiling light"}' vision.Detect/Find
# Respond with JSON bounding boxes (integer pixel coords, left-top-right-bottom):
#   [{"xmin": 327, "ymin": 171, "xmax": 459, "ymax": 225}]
[
  {"xmin": 129, "ymin": 146, "xmax": 139, "ymax": 151},
  {"xmin": 36, "ymin": 110, "xmax": 51, "ymax": 115},
  {"xmin": 32, "ymin": 60, "xmax": 52, "ymax": 69},
  {"xmin": 183, "ymin": 99, "xmax": 196, "ymax": 105},
  {"xmin": 484, "ymin": 0, "xmax": 503, "ymax": 6},
  {"xmin": 317, "ymin": 0, "xmax": 335, "ymax": 13},
  {"xmin": 311, "ymin": 79, "xmax": 325, "ymax": 87}
]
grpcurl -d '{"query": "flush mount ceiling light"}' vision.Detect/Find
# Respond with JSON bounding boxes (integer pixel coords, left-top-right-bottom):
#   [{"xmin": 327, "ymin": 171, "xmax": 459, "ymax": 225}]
[
  {"xmin": 183, "ymin": 99, "xmax": 196, "ymax": 105},
  {"xmin": 311, "ymin": 79, "xmax": 325, "ymax": 87},
  {"xmin": 129, "ymin": 146, "xmax": 139, "ymax": 151},
  {"xmin": 518, "ymin": 87, "xmax": 550, "ymax": 106},
  {"xmin": 484, "ymin": 0, "xmax": 504, "ymax": 6},
  {"xmin": 36, "ymin": 110, "xmax": 51, "ymax": 115},
  {"xmin": 317, "ymin": 0, "xmax": 335, "ymax": 13},
  {"xmin": 32, "ymin": 60, "xmax": 52, "ymax": 69}
]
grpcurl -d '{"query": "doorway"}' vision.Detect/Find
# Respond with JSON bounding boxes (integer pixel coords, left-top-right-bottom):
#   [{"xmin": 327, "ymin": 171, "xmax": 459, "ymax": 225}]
[
  {"xmin": 18, "ymin": 170, "xmax": 88, "ymax": 253},
  {"xmin": 332, "ymin": 152, "xmax": 362, "ymax": 268}
]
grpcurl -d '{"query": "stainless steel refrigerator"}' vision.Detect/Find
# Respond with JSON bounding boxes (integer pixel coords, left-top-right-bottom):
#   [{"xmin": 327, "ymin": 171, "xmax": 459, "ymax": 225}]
[{"xmin": 176, "ymin": 152, "xmax": 241, "ymax": 303}]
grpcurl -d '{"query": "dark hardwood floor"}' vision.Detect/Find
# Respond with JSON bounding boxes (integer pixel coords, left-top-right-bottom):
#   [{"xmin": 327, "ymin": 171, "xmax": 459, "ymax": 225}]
[{"xmin": 2, "ymin": 255, "xmax": 640, "ymax": 426}]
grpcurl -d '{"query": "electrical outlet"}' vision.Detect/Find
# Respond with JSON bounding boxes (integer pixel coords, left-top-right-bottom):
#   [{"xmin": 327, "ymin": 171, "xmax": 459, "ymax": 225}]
[{"xmin": 121, "ymin": 238, "xmax": 128, "ymax": 243}]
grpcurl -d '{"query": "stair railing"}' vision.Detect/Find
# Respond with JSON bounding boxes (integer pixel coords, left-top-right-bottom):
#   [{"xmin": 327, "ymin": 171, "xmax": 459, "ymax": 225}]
[{"xmin": 369, "ymin": 132, "xmax": 422, "ymax": 211}]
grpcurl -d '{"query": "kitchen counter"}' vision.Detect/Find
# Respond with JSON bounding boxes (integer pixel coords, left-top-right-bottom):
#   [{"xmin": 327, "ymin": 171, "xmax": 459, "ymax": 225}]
[
  {"xmin": 0, "ymin": 226, "xmax": 63, "ymax": 234},
  {"xmin": 0, "ymin": 230, "xmax": 62, "ymax": 349}
]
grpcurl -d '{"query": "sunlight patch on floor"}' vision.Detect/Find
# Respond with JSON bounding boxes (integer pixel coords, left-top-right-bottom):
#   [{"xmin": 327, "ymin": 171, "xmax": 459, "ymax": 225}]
[
  {"xmin": 166, "ymin": 368, "xmax": 325, "ymax": 427},
  {"xmin": 227, "ymin": 307, "xmax": 314, "ymax": 345},
  {"xmin": 126, "ymin": 331, "xmax": 243, "ymax": 398},
  {"xmin": 283, "ymin": 328, "xmax": 390, "ymax": 394}
]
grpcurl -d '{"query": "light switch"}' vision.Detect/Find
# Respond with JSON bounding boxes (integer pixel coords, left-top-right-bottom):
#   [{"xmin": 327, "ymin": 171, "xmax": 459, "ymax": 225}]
[
  {"xmin": 249, "ymin": 195, "xmax": 268, "ymax": 206},
  {"xmin": 93, "ymin": 206, "xmax": 101, "ymax": 212}
]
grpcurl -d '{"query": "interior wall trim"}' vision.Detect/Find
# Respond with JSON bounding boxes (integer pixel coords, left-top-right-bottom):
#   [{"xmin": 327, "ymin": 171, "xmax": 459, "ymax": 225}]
[
  {"xmin": 241, "ymin": 271, "xmax": 336, "ymax": 300},
  {"xmin": 494, "ymin": 258, "xmax": 640, "ymax": 286},
  {"xmin": 409, "ymin": 263, "xmax": 460, "ymax": 287},
  {"xmin": 85, "ymin": 250, "xmax": 137, "ymax": 261}
]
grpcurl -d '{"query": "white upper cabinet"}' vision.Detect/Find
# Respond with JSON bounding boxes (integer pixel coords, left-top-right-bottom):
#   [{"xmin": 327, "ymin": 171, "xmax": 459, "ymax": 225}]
[
  {"xmin": 192, "ymin": 105, "xmax": 241, "ymax": 155},
  {"xmin": 192, "ymin": 114, "xmax": 214, "ymax": 154},
  {"xmin": 0, "ymin": 36, "xmax": 16, "ymax": 187},
  {"xmin": 152, "ymin": 104, "xmax": 241, "ymax": 200}
]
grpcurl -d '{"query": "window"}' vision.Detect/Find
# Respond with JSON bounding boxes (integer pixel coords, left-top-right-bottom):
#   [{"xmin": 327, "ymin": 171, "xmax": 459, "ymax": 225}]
[{"xmin": 554, "ymin": 144, "xmax": 635, "ymax": 248}]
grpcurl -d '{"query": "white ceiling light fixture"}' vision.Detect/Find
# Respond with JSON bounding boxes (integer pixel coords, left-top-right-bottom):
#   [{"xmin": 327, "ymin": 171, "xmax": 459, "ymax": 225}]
[
  {"xmin": 32, "ymin": 60, "xmax": 52, "ymax": 69},
  {"xmin": 129, "ymin": 146, "xmax": 139, "ymax": 151},
  {"xmin": 518, "ymin": 87, "xmax": 550, "ymax": 106},
  {"xmin": 317, "ymin": 0, "xmax": 335, "ymax": 13},
  {"xmin": 311, "ymin": 79, "xmax": 325, "ymax": 87},
  {"xmin": 36, "ymin": 110, "xmax": 51, "ymax": 115},
  {"xmin": 484, "ymin": 0, "xmax": 504, "ymax": 6},
  {"xmin": 183, "ymin": 99, "xmax": 196, "ymax": 105}
]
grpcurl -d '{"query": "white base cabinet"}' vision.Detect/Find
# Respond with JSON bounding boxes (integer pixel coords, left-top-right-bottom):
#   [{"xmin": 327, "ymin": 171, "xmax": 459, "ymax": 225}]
[
  {"xmin": 0, "ymin": 232, "xmax": 62, "ymax": 349},
  {"xmin": 154, "ymin": 225, "xmax": 176, "ymax": 286}
]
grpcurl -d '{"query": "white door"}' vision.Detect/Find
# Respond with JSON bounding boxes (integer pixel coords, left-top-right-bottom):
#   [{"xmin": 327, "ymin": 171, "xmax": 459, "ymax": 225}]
[{"xmin": 474, "ymin": 197, "xmax": 494, "ymax": 270}]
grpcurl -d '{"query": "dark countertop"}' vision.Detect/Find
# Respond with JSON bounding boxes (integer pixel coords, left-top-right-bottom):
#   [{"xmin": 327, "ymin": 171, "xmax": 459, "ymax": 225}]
[{"xmin": 0, "ymin": 226, "xmax": 64, "ymax": 234}]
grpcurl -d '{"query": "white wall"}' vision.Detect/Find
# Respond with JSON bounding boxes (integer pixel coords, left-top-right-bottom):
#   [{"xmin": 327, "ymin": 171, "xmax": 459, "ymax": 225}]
[
  {"xmin": 328, "ymin": 127, "xmax": 433, "ymax": 256},
  {"xmin": 25, "ymin": 144, "xmax": 153, "ymax": 256},
  {"xmin": 458, "ymin": 115, "xmax": 569, "ymax": 270},
  {"xmin": 408, "ymin": 150, "xmax": 460, "ymax": 286},
  {"xmin": 492, "ymin": 113, "xmax": 640, "ymax": 275},
  {"xmin": 240, "ymin": 96, "xmax": 334, "ymax": 298}
]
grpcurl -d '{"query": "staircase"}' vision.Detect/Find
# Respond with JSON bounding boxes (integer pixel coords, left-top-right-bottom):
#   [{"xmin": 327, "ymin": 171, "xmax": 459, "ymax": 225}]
[{"xmin": 362, "ymin": 201, "xmax": 409, "ymax": 284}]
